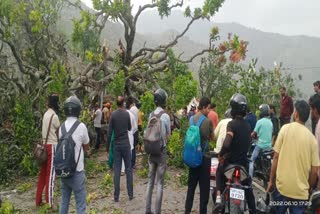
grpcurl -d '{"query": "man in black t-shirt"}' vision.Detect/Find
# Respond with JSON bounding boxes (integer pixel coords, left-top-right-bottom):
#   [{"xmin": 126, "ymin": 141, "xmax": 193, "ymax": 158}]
[{"xmin": 214, "ymin": 93, "xmax": 256, "ymax": 214}]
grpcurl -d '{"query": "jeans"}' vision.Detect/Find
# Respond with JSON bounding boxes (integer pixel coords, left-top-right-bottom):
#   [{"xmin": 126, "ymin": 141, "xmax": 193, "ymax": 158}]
[
  {"xmin": 272, "ymin": 187, "xmax": 307, "ymax": 214},
  {"xmin": 59, "ymin": 171, "xmax": 86, "ymax": 214},
  {"xmin": 185, "ymin": 156, "xmax": 210, "ymax": 214},
  {"xmin": 146, "ymin": 152, "xmax": 167, "ymax": 214},
  {"xmin": 95, "ymin": 127, "xmax": 101, "ymax": 149},
  {"xmin": 131, "ymin": 131, "xmax": 139, "ymax": 167},
  {"xmin": 113, "ymin": 143, "xmax": 133, "ymax": 201},
  {"xmin": 249, "ymin": 145, "xmax": 262, "ymax": 177}
]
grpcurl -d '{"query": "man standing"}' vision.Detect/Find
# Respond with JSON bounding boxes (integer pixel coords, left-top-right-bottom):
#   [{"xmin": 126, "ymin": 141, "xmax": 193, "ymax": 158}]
[
  {"xmin": 127, "ymin": 96, "xmax": 139, "ymax": 169},
  {"xmin": 185, "ymin": 97, "xmax": 213, "ymax": 214},
  {"xmin": 269, "ymin": 104, "xmax": 279, "ymax": 146},
  {"xmin": 36, "ymin": 94, "xmax": 60, "ymax": 208},
  {"xmin": 58, "ymin": 96, "xmax": 90, "ymax": 214},
  {"xmin": 267, "ymin": 100, "xmax": 319, "ymax": 213},
  {"xmin": 311, "ymin": 81, "xmax": 320, "ymax": 134},
  {"xmin": 310, "ymin": 94, "xmax": 320, "ymax": 156},
  {"xmin": 279, "ymin": 87, "xmax": 294, "ymax": 127},
  {"xmin": 107, "ymin": 96, "xmax": 133, "ymax": 202},
  {"xmin": 207, "ymin": 103, "xmax": 219, "ymax": 129},
  {"xmin": 93, "ymin": 103, "xmax": 102, "ymax": 150},
  {"xmin": 102, "ymin": 102, "xmax": 112, "ymax": 150},
  {"xmin": 145, "ymin": 89, "xmax": 171, "ymax": 214}
]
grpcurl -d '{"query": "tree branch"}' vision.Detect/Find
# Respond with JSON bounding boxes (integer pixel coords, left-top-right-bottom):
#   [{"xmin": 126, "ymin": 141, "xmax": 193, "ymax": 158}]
[
  {"xmin": 178, "ymin": 49, "xmax": 211, "ymax": 63},
  {"xmin": 134, "ymin": 3, "xmax": 157, "ymax": 25}
]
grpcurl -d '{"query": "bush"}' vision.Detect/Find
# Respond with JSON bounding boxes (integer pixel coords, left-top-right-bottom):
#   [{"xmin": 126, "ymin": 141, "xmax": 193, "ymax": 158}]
[
  {"xmin": 137, "ymin": 168, "xmax": 149, "ymax": 179},
  {"xmin": 167, "ymin": 130, "xmax": 184, "ymax": 168},
  {"xmin": 0, "ymin": 199, "xmax": 17, "ymax": 214}
]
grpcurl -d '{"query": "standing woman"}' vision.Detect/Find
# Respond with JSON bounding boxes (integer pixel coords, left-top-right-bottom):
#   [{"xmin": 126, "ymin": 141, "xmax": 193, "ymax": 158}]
[{"xmin": 36, "ymin": 94, "xmax": 60, "ymax": 208}]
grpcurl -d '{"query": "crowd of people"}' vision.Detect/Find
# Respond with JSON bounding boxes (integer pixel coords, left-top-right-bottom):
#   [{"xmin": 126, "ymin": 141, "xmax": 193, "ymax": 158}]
[{"xmin": 34, "ymin": 80, "xmax": 320, "ymax": 214}]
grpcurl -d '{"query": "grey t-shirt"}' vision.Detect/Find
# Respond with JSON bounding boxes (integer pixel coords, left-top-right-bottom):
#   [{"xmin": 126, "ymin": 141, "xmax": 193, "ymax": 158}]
[{"xmin": 107, "ymin": 109, "xmax": 132, "ymax": 145}]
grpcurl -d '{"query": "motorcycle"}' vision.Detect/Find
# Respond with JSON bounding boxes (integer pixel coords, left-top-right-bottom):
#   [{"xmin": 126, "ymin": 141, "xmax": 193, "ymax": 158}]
[
  {"xmin": 248, "ymin": 143, "xmax": 273, "ymax": 189},
  {"xmin": 213, "ymin": 164, "xmax": 252, "ymax": 214}
]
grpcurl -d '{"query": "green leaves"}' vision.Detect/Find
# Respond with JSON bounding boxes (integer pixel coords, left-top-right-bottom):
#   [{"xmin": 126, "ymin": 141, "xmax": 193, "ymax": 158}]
[
  {"xmin": 202, "ymin": 0, "xmax": 225, "ymax": 16},
  {"xmin": 173, "ymin": 72, "xmax": 197, "ymax": 110},
  {"xmin": 107, "ymin": 70, "xmax": 126, "ymax": 97}
]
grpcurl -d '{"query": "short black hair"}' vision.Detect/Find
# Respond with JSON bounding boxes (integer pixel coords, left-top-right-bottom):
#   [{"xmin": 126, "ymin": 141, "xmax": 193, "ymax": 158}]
[
  {"xmin": 198, "ymin": 97, "xmax": 211, "ymax": 110},
  {"xmin": 210, "ymin": 103, "xmax": 216, "ymax": 109},
  {"xmin": 269, "ymin": 104, "xmax": 277, "ymax": 114},
  {"xmin": 309, "ymin": 94, "xmax": 320, "ymax": 114},
  {"xmin": 313, "ymin": 81, "xmax": 320, "ymax": 87},
  {"xmin": 280, "ymin": 86, "xmax": 286, "ymax": 91},
  {"xmin": 126, "ymin": 96, "xmax": 135, "ymax": 106},
  {"xmin": 294, "ymin": 100, "xmax": 310, "ymax": 123}
]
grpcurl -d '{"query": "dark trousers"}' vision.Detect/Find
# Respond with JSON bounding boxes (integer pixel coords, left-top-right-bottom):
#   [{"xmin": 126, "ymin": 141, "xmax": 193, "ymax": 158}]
[
  {"xmin": 312, "ymin": 117, "xmax": 319, "ymax": 135},
  {"xmin": 185, "ymin": 156, "xmax": 210, "ymax": 214},
  {"xmin": 113, "ymin": 143, "xmax": 133, "ymax": 201},
  {"xmin": 272, "ymin": 187, "xmax": 307, "ymax": 214},
  {"xmin": 131, "ymin": 131, "xmax": 139, "ymax": 167},
  {"xmin": 94, "ymin": 127, "xmax": 101, "ymax": 149},
  {"xmin": 280, "ymin": 117, "xmax": 291, "ymax": 127},
  {"xmin": 215, "ymin": 161, "xmax": 256, "ymax": 214}
]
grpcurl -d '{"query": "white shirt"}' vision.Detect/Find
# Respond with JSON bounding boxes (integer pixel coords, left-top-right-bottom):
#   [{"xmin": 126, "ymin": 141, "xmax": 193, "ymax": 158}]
[
  {"xmin": 130, "ymin": 105, "xmax": 139, "ymax": 133},
  {"xmin": 214, "ymin": 118, "xmax": 232, "ymax": 153},
  {"xmin": 42, "ymin": 108, "xmax": 60, "ymax": 144},
  {"xmin": 59, "ymin": 117, "xmax": 90, "ymax": 172},
  {"xmin": 127, "ymin": 110, "xmax": 136, "ymax": 150},
  {"xmin": 94, "ymin": 109, "xmax": 102, "ymax": 128}
]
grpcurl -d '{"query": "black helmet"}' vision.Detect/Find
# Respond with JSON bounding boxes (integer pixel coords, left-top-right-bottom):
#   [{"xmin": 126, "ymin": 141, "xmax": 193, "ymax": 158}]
[
  {"xmin": 64, "ymin": 96, "xmax": 81, "ymax": 118},
  {"xmin": 154, "ymin": 88, "xmax": 168, "ymax": 107},
  {"xmin": 259, "ymin": 104, "xmax": 270, "ymax": 118},
  {"xmin": 230, "ymin": 93, "xmax": 247, "ymax": 117},
  {"xmin": 224, "ymin": 108, "xmax": 232, "ymax": 118}
]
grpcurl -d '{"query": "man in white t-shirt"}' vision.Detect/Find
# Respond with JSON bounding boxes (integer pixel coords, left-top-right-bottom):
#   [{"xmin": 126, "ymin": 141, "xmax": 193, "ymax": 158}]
[
  {"xmin": 126, "ymin": 96, "xmax": 139, "ymax": 168},
  {"xmin": 58, "ymin": 96, "xmax": 90, "ymax": 214},
  {"xmin": 93, "ymin": 103, "xmax": 102, "ymax": 150}
]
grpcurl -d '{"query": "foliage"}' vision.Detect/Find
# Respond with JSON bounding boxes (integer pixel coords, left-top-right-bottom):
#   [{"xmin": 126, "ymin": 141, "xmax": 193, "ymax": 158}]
[
  {"xmin": 17, "ymin": 182, "xmax": 32, "ymax": 193},
  {"xmin": 137, "ymin": 168, "xmax": 149, "ymax": 179},
  {"xmin": 199, "ymin": 55, "xmax": 300, "ymax": 116},
  {"xmin": 0, "ymin": 199, "xmax": 18, "ymax": 214},
  {"xmin": 86, "ymin": 192, "xmax": 98, "ymax": 204},
  {"xmin": 167, "ymin": 130, "xmax": 184, "ymax": 168},
  {"xmin": 85, "ymin": 159, "xmax": 106, "ymax": 177},
  {"xmin": 178, "ymin": 168, "xmax": 189, "ymax": 186},
  {"xmin": 38, "ymin": 204, "xmax": 50, "ymax": 214},
  {"xmin": 140, "ymin": 91, "xmax": 155, "ymax": 125},
  {"xmin": 106, "ymin": 70, "xmax": 126, "ymax": 97},
  {"xmin": 173, "ymin": 73, "xmax": 198, "ymax": 110},
  {"xmin": 99, "ymin": 173, "xmax": 113, "ymax": 195}
]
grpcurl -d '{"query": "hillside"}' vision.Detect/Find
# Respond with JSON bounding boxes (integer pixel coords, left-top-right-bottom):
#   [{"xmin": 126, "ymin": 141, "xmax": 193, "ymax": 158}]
[{"xmin": 59, "ymin": 4, "xmax": 319, "ymax": 97}]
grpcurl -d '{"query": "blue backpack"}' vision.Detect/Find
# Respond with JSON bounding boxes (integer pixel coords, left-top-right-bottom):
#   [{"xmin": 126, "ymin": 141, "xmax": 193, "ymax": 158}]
[
  {"xmin": 54, "ymin": 120, "xmax": 81, "ymax": 178},
  {"xmin": 183, "ymin": 115, "xmax": 208, "ymax": 168}
]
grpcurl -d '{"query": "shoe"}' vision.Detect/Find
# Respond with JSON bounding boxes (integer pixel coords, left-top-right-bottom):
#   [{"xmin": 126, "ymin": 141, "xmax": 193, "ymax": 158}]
[
  {"xmin": 114, "ymin": 199, "xmax": 119, "ymax": 203},
  {"xmin": 121, "ymin": 172, "xmax": 125, "ymax": 176},
  {"xmin": 129, "ymin": 196, "xmax": 134, "ymax": 201},
  {"xmin": 213, "ymin": 203, "xmax": 223, "ymax": 213}
]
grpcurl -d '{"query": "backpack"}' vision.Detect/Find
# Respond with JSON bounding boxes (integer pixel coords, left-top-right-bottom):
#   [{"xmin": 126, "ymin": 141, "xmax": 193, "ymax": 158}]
[
  {"xmin": 54, "ymin": 120, "xmax": 81, "ymax": 178},
  {"xmin": 183, "ymin": 115, "xmax": 208, "ymax": 168},
  {"xmin": 143, "ymin": 111, "xmax": 165, "ymax": 155}
]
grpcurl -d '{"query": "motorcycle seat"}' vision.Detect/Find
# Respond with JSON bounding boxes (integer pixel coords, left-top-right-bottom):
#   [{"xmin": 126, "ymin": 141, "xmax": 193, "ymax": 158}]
[{"xmin": 261, "ymin": 150, "xmax": 274, "ymax": 157}]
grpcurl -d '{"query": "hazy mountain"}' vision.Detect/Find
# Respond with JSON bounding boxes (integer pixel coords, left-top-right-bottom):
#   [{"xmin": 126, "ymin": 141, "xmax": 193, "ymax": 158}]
[{"xmin": 59, "ymin": 5, "xmax": 319, "ymax": 97}]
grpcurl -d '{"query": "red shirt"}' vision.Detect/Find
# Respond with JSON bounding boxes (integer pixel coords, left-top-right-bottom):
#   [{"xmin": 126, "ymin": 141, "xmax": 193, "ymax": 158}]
[
  {"xmin": 280, "ymin": 95, "xmax": 294, "ymax": 118},
  {"xmin": 207, "ymin": 110, "xmax": 219, "ymax": 129}
]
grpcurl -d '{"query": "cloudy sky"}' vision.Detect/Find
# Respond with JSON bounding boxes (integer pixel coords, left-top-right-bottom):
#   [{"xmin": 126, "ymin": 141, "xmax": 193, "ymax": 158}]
[{"xmin": 82, "ymin": 0, "xmax": 320, "ymax": 37}]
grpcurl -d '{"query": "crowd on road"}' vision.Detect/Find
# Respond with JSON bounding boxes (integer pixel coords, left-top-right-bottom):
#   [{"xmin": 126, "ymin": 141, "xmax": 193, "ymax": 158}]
[{"xmin": 34, "ymin": 81, "xmax": 320, "ymax": 214}]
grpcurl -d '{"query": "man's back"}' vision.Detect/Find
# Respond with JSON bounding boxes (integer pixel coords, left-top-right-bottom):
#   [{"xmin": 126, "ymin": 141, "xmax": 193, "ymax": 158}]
[
  {"xmin": 274, "ymin": 122, "xmax": 319, "ymax": 200},
  {"xmin": 254, "ymin": 117, "xmax": 273, "ymax": 149},
  {"xmin": 245, "ymin": 113, "xmax": 257, "ymax": 132},
  {"xmin": 227, "ymin": 118, "xmax": 251, "ymax": 167},
  {"xmin": 193, "ymin": 112, "xmax": 213, "ymax": 155},
  {"xmin": 109, "ymin": 109, "xmax": 131, "ymax": 144},
  {"xmin": 208, "ymin": 110, "xmax": 219, "ymax": 129},
  {"xmin": 94, "ymin": 109, "xmax": 102, "ymax": 128}
]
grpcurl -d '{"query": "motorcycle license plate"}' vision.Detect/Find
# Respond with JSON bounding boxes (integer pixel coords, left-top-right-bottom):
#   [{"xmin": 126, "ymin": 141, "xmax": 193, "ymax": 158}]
[{"xmin": 230, "ymin": 188, "xmax": 245, "ymax": 200}]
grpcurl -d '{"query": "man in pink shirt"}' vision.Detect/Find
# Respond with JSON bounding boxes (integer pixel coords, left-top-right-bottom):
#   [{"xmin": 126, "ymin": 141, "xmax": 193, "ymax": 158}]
[{"xmin": 207, "ymin": 103, "xmax": 219, "ymax": 129}]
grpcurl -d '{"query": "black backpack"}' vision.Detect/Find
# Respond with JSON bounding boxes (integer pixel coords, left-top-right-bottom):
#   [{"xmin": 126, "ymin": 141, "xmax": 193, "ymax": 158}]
[{"xmin": 54, "ymin": 120, "xmax": 81, "ymax": 178}]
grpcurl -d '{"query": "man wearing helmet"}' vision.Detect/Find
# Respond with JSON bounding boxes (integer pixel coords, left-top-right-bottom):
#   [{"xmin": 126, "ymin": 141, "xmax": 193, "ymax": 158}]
[
  {"xmin": 58, "ymin": 96, "xmax": 90, "ymax": 214},
  {"xmin": 249, "ymin": 104, "xmax": 273, "ymax": 178},
  {"xmin": 214, "ymin": 93, "xmax": 256, "ymax": 213},
  {"xmin": 145, "ymin": 89, "xmax": 171, "ymax": 214}
]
